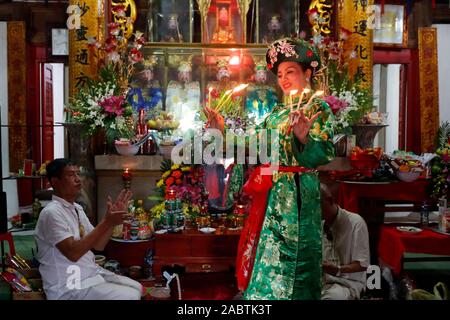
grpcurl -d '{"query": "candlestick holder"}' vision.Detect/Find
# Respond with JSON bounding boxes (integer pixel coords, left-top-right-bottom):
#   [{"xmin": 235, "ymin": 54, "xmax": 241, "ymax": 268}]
[{"xmin": 122, "ymin": 168, "xmax": 133, "ymax": 190}]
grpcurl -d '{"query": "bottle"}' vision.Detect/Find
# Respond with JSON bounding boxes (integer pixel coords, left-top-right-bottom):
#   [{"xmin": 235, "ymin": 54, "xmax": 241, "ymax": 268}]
[
  {"xmin": 420, "ymin": 201, "xmax": 430, "ymax": 227},
  {"xmin": 137, "ymin": 109, "xmax": 147, "ymax": 154},
  {"xmin": 146, "ymin": 133, "xmax": 157, "ymax": 155}
]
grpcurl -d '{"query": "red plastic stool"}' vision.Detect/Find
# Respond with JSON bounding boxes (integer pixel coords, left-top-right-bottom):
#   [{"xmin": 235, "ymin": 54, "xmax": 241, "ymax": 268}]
[{"xmin": 0, "ymin": 232, "xmax": 16, "ymax": 271}]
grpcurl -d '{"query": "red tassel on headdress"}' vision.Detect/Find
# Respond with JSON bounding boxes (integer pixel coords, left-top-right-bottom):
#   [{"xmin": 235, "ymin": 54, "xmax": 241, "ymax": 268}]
[{"xmin": 381, "ymin": 0, "xmax": 385, "ymax": 14}]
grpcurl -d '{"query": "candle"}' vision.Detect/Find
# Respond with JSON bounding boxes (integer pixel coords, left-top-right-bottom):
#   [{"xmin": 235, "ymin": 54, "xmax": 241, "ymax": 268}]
[
  {"xmin": 208, "ymin": 87, "xmax": 213, "ymax": 110},
  {"xmin": 289, "ymin": 89, "xmax": 298, "ymax": 110},
  {"xmin": 122, "ymin": 168, "xmax": 132, "ymax": 180},
  {"xmin": 296, "ymin": 88, "xmax": 311, "ymax": 110},
  {"xmin": 304, "ymin": 90, "xmax": 324, "ymax": 111}
]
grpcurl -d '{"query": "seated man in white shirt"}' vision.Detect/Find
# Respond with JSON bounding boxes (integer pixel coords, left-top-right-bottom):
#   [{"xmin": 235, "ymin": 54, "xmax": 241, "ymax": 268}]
[
  {"xmin": 320, "ymin": 184, "xmax": 370, "ymax": 300},
  {"xmin": 35, "ymin": 158, "xmax": 143, "ymax": 300}
]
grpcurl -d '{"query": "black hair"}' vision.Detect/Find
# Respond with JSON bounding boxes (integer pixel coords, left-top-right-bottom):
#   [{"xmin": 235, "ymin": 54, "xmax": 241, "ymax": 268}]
[
  {"xmin": 46, "ymin": 158, "xmax": 76, "ymax": 185},
  {"xmin": 298, "ymin": 61, "xmax": 314, "ymax": 77}
]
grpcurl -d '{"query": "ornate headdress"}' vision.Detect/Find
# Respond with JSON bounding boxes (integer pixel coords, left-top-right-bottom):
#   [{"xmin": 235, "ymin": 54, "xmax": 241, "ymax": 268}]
[
  {"xmin": 254, "ymin": 59, "xmax": 267, "ymax": 72},
  {"xmin": 216, "ymin": 58, "xmax": 230, "ymax": 71},
  {"xmin": 265, "ymin": 37, "xmax": 320, "ymax": 74},
  {"xmin": 178, "ymin": 55, "xmax": 193, "ymax": 73},
  {"xmin": 143, "ymin": 55, "xmax": 158, "ymax": 69}
]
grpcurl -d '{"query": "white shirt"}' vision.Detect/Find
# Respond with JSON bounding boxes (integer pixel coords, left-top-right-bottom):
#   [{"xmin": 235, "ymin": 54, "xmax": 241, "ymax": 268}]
[
  {"xmin": 35, "ymin": 195, "xmax": 105, "ymax": 300},
  {"xmin": 322, "ymin": 207, "xmax": 370, "ymax": 298}
]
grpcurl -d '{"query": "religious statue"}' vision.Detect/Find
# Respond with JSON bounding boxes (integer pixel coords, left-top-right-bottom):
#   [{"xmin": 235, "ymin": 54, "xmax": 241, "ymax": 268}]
[
  {"xmin": 211, "ymin": 6, "xmax": 236, "ymax": 44},
  {"xmin": 163, "ymin": 13, "xmax": 183, "ymax": 43},
  {"xmin": 246, "ymin": 59, "xmax": 278, "ymax": 124},
  {"xmin": 262, "ymin": 14, "xmax": 285, "ymax": 44},
  {"xmin": 128, "ymin": 55, "xmax": 163, "ymax": 113},
  {"xmin": 165, "ymin": 55, "xmax": 200, "ymax": 131},
  {"xmin": 206, "ymin": 58, "xmax": 238, "ymax": 107}
]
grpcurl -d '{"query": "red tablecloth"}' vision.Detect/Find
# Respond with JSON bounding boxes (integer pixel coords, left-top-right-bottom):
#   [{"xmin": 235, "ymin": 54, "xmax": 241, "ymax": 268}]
[
  {"xmin": 338, "ymin": 180, "xmax": 429, "ymax": 213},
  {"xmin": 378, "ymin": 225, "xmax": 450, "ymax": 275}
]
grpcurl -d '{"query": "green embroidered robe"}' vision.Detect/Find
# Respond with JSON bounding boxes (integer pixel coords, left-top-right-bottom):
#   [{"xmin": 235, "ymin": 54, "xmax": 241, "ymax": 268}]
[{"xmin": 243, "ymin": 101, "xmax": 335, "ymax": 300}]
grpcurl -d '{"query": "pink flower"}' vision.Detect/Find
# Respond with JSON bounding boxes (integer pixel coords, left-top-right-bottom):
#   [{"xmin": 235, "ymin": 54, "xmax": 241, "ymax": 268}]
[
  {"xmin": 99, "ymin": 96, "xmax": 126, "ymax": 116},
  {"xmin": 324, "ymin": 95, "xmax": 348, "ymax": 114}
]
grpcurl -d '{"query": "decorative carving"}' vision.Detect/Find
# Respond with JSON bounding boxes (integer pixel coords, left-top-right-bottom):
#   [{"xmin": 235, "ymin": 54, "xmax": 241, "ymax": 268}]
[
  {"xmin": 111, "ymin": 0, "xmax": 137, "ymax": 39},
  {"xmin": 7, "ymin": 22, "xmax": 27, "ymax": 173},
  {"xmin": 418, "ymin": 27, "xmax": 439, "ymax": 153},
  {"xmin": 309, "ymin": 0, "xmax": 333, "ymax": 35}
]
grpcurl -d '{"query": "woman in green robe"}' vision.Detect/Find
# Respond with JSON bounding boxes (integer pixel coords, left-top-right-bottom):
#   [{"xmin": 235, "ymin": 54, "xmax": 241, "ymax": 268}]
[{"xmin": 205, "ymin": 38, "xmax": 335, "ymax": 300}]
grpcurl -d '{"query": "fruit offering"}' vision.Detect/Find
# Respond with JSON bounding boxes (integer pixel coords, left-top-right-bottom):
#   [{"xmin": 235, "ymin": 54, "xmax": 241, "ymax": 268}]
[
  {"xmin": 147, "ymin": 111, "xmax": 180, "ymax": 131},
  {"xmin": 389, "ymin": 151, "xmax": 424, "ymax": 173}
]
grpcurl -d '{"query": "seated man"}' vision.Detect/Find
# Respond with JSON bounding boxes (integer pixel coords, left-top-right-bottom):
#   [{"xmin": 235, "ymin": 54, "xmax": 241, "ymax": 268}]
[
  {"xmin": 320, "ymin": 184, "xmax": 370, "ymax": 300},
  {"xmin": 35, "ymin": 158, "xmax": 143, "ymax": 300}
]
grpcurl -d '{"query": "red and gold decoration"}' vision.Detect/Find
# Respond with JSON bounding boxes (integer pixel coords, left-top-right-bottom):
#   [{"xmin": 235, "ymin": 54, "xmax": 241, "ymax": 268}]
[
  {"xmin": 7, "ymin": 22, "xmax": 27, "ymax": 173},
  {"xmin": 418, "ymin": 27, "xmax": 439, "ymax": 153},
  {"xmin": 337, "ymin": 0, "xmax": 373, "ymax": 90},
  {"xmin": 308, "ymin": 0, "xmax": 333, "ymax": 36},
  {"xmin": 69, "ymin": 0, "xmax": 106, "ymax": 96}
]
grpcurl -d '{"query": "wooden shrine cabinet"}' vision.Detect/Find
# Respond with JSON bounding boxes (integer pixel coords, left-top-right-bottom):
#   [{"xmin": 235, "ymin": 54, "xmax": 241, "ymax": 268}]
[{"xmin": 153, "ymin": 229, "xmax": 240, "ymax": 275}]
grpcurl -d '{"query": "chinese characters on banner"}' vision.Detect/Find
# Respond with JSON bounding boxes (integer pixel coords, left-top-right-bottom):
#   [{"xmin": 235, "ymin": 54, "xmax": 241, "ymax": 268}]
[
  {"xmin": 7, "ymin": 22, "xmax": 27, "ymax": 172},
  {"xmin": 69, "ymin": 0, "xmax": 105, "ymax": 96},
  {"xmin": 337, "ymin": 0, "xmax": 373, "ymax": 89},
  {"xmin": 418, "ymin": 27, "xmax": 439, "ymax": 153}
]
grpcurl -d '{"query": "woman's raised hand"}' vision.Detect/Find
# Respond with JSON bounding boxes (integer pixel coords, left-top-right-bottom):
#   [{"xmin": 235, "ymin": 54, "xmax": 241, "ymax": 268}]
[
  {"xmin": 204, "ymin": 106, "xmax": 225, "ymax": 132},
  {"xmin": 289, "ymin": 109, "xmax": 321, "ymax": 144}
]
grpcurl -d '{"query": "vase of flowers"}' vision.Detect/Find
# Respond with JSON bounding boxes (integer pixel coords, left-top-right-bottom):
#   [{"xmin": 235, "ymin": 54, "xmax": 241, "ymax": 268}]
[
  {"xmin": 65, "ymin": 22, "xmax": 146, "ymax": 150},
  {"xmin": 306, "ymin": 12, "xmax": 375, "ymax": 137}
]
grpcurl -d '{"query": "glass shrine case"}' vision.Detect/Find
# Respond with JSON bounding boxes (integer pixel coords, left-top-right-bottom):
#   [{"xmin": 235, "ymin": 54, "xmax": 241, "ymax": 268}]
[
  {"xmin": 134, "ymin": 0, "xmax": 309, "ymax": 45},
  {"xmin": 138, "ymin": 44, "xmax": 281, "ymax": 115}
]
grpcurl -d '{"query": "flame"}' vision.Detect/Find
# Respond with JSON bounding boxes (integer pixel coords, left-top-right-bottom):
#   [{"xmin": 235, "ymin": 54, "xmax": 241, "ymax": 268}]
[{"xmin": 232, "ymin": 84, "xmax": 249, "ymax": 93}]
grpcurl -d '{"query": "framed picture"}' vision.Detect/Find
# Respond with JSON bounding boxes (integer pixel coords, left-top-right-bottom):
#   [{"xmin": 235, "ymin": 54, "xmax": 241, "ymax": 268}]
[
  {"xmin": 373, "ymin": 4, "xmax": 408, "ymax": 47},
  {"xmin": 51, "ymin": 28, "xmax": 69, "ymax": 56}
]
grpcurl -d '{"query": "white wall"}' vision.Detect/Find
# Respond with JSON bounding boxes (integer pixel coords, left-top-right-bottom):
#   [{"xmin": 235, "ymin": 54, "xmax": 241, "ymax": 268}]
[
  {"xmin": 0, "ymin": 22, "xmax": 19, "ymax": 220},
  {"xmin": 385, "ymin": 64, "xmax": 400, "ymax": 154},
  {"xmin": 434, "ymin": 24, "xmax": 450, "ymax": 124},
  {"xmin": 51, "ymin": 63, "xmax": 65, "ymax": 159}
]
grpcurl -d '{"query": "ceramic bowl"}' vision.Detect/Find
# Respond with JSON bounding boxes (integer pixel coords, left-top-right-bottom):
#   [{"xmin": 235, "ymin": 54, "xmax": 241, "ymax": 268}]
[
  {"xmin": 115, "ymin": 142, "xmax": 139, "ymax": 156},
  {"xmin": 396, "ymin": 170, "xmax": 420, "ymax": 182}
]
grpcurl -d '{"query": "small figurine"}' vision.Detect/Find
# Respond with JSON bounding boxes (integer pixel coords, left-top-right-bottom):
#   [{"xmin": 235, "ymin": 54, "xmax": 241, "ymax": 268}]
[
  {"xmin": 165, "ymin": 55, "xmax": 200, "ymax": 127},
  {"xmin": 163, "ymin": 13, "xmax": 183, "ymax": 43},
  {"xmin": 211, "ymin": 6, "xmax": 236, "ymax": 43},
  {"xmin": 263, "ymin": 14, "xmax": 285, "ymax": 43},
  {"xmin": 246, "ymin": 59, "xmax": 278, "ymax": 124},
  {"xmin": 128, "ymin": 55, "xmax": 163, "ymax": 113}
]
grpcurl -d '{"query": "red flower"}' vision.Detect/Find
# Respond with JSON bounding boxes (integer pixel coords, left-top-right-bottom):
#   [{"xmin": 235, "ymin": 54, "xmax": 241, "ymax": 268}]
[
  {"xmin": 172, "ymin": 170, "xmax": 182, "ymax": 179},
  {"xmin": 267, "ymin": 63, "xmax": 273, "ymax": 69},
  {"xmin": 175, "ymin": 179, "xmax": 183, "ymax": 185},
  {"xmin": 128, "ymin": 48, "xmax": 143, "ymax": 64},
  {"xmin": 306, "ymin": 50, "xmax": 313, "ymax": 58},
  {"xmin": 166, "ymin": 177, "xmax": 175, "ymax": 187}
]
